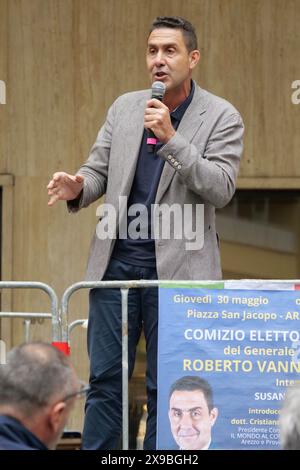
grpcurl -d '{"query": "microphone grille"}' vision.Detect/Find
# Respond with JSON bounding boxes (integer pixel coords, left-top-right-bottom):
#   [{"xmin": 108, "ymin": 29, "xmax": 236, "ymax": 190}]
[{"xmin": 151, "ymin": 81, "xmax": 166, "ymax": 100}]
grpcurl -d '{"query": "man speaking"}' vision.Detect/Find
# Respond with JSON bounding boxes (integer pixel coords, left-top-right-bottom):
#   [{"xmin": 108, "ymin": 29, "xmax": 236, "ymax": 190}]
[{"xmin": 47, "ymin": 16, "xmax": 244, "ymax": 450}]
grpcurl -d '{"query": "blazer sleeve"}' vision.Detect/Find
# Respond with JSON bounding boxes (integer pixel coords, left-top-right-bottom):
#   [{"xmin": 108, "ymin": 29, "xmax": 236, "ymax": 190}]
[
  {"xmin": 157, "ymin": 111, "xmax": 244, "ymax": 208},
  {"xmin": 67, "ymin": 101, "xmax": 115, "ymax": 213}
]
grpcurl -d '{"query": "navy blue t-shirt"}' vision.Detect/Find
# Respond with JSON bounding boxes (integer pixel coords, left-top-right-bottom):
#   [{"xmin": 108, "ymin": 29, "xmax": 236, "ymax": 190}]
[
  {"xmin": 112, "ymin": 81, "xmax": 195, "ymax": 267},
  {"xmin": 0, "ymin": 415, "xmax": 48, "ymax": 450}
]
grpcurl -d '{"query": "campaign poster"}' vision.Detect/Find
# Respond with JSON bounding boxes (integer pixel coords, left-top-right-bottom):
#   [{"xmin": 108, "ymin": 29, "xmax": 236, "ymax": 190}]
[{"xmin": 157, "ymin": 285, "xmax": 300, "ymax": 450}]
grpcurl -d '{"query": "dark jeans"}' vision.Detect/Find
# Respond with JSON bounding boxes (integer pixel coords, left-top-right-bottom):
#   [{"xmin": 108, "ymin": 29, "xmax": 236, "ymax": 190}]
[{"xmin": 81, "ymin": 258, "xmax": 158, "ymax": 450}]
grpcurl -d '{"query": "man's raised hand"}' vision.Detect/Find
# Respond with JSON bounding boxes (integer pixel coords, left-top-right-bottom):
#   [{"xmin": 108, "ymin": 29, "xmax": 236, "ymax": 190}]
[{"xmin": 47, "ymin": 172, "xmax": 84, "ymax": 206}]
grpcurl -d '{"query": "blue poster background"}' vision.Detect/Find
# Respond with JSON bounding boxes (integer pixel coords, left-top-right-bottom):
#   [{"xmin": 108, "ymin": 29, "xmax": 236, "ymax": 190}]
[{"xmin": 157, "ymin": 287, "xmax": 300, "ymax": 450}]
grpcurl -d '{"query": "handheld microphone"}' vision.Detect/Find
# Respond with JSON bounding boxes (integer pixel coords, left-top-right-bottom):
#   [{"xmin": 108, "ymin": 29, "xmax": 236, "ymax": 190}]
[{"xmin": 147, "ymin": 81, "xmax": 166, "ymax": 153}]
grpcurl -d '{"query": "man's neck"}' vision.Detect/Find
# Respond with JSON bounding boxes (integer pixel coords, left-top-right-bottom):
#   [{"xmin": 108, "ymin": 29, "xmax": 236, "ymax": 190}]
[
  {"xmin": 163, "ymin": 79, "xmax": 192, "ymax": 112},
  {"xmin": 201, "ymin": 439, "xmax": 211, "ymax": 450},
  {"xmin": 0, "ymin": 406, "xmax": 24, "ymax": 424},
  {"xmin": 180, "ymin": 439, "xmax": 211, "ymax": 451}
]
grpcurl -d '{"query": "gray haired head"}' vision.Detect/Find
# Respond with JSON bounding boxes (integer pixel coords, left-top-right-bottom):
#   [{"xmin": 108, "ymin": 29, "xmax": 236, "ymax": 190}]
[
  {"xmin": 0, "ymin": 342, "xmax": 75, "ymax": 417},
  {"xmin": 280, "ymin": 382, "xmax": 300, "ymax": 450}
]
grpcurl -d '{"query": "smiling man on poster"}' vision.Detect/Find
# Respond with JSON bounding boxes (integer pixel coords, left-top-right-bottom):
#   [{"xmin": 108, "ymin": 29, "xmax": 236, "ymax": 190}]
[{"xmin": 168, "ymin": 376, "xmax": 219, "ymax": 450}]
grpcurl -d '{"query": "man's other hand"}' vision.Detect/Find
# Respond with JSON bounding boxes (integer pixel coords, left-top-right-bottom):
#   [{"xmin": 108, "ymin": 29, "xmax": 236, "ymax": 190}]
[{"xmin": 47, "ymin": 172, "xmax": 84, "ymax": 206}]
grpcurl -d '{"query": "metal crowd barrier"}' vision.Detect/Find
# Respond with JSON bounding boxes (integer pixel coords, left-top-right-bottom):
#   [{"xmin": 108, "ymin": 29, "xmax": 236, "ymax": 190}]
[
  {"xmin": 0, "ymin": 281, "xmax": 60, "ymax": 344},
  {"xmin": 68, "ymin": 319, "xmax": 87, "ymax": 336}
]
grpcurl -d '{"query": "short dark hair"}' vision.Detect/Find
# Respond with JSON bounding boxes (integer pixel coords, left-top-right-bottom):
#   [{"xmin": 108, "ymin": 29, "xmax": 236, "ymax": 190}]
[
  {"xmin": 0, "ymin": 342, "xmax": 75, "ymax": 417},
  {"xmin": 149, "ymin": 16, "xmax": 198, "ymax": 52},
  {"xmin": 169, "ymin": 376, "xmax": 214, "ymax": 411}
]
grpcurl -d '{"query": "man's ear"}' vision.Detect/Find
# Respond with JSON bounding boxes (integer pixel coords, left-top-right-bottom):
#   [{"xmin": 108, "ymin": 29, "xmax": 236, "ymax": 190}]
[
  {"xmin": 48, "ymin": 401, "xmax": 67, "ymax": 433},
  {"xmin": 189, "ymin": 50, "xmax": 200, "ymax": 70},
  {"xmin": 209, "ymin": 407, "xmax": 219, "ymax": 427}
]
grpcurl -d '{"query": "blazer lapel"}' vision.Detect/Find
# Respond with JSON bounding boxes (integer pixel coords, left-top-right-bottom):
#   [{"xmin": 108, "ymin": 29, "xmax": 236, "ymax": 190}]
[
  {"xmin": 119, "ymin": 91, "xmax": 150, "ymax": 197},
  {"xmin": 155, "ymin": 84, "xmax": 208, "ymax": 203}
]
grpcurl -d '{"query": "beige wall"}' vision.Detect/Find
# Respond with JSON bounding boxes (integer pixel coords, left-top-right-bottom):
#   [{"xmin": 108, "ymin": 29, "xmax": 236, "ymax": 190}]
[{"xmin": 0, "ymin": 0, "xmax": 300, "ymax": 430}]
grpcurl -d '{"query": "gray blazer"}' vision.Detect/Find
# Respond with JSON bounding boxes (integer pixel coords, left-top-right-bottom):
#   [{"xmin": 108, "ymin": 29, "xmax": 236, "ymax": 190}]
[{"xmin": 68, "ymin": 81, "xmax": 244, "ymax": 281}]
